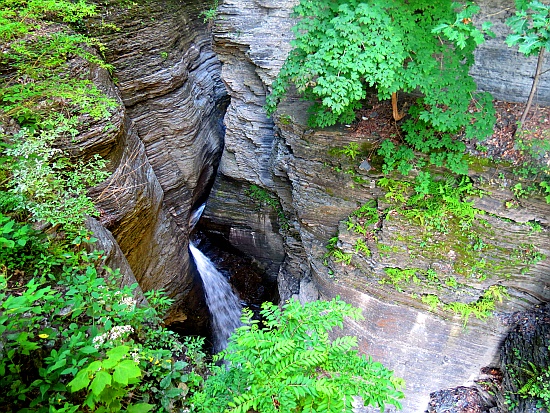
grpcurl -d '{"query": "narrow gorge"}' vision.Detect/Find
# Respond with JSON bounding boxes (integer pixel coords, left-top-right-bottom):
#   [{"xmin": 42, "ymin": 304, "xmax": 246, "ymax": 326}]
[{"xmin": 49, "ymin": 0, "xmax": 550, "ymax": 411}]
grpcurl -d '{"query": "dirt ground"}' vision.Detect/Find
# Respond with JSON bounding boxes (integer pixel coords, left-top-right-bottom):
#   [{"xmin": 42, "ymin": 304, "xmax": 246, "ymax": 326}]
[{"xmin": 350, "ymin": 94, "xmax": 550, "ymax": 171}]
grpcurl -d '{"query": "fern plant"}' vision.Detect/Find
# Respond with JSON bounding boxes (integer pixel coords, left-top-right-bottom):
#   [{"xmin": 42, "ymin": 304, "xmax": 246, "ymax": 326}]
[
  {"xmin": 517, "ymin": 360, "xmax": 550, "ymax": 410},
  {"xmin": 194, "ymin": 298, "xmax": 404, "ymax": 413}
]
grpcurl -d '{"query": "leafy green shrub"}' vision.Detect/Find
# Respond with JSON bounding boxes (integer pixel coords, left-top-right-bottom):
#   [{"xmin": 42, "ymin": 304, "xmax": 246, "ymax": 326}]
[
  {"xmin": 0, "ymin": 230, "xmax": 205, "ymax": 412},
  {"xmin": 0, "ymin": 0, "xmax": 97, "ymax": 41},
  {"xmin": 403, "ymin": 277, "xmax": 507, "ymax": 323},
  {"xmin": 506, "ymin": 0, "xmax": 549, "ymax": 57},
  {"xmin": 267, "ymin": 0, "xmax": 495, "ymax": 174},
  {"xmin": 0, "ymin": 2, "xmax": 207, "ymax": 412},
  {"xmin": 380, "ymin": 268, "xmax": 421, "ymax": 292},
  {"xmin": 443, "ymin": 285, "xmax": 508, "ymax": 323},
  {"xmin": 340, "ymin": 142, "xmax": 360, "ymax": 161},
  {"xmin": 513, "ymin": 127, "xmax": 550, "ymax": 183},
  {"xmin": 68, "ymin": 345, "xmax": 146, "ymax": 412},
  {"xmin": 541, "ymin": 180, "xmax": 550, "ymax": 202},
  {"xmin": 0, "ymin": 212, "xmax": 35, "ymax": 249},
  {"xmin": 517, "ymin": 359, "xmax": 550, "ymax": 410},
  {"xmin": 1, "ymin": 31, "xmax": 116, "ymax": 136},
  {"xmin": 0, "ymin": 0, "xmax": 117, "ymax": 234},
  {"xmin": 2, "ymin": 128, "xmax": 109, "ymax": 233},
  {"xmin": 324, "ymin": 236, "xmax": 353, "ymax": 266},
  {"xmin": 200, "ymin": 0, "xmax": 219, "ymax": 24},
  {"xmin": 194, "ymin": 298, "xmax": 404, "ymax": 413},
  {"xmin": 0, "ymin": 0, "xmax": 113, "ymax": 132}
]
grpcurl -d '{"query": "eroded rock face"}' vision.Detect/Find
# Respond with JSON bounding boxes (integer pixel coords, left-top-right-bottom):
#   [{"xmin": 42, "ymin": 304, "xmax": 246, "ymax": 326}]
[
  {"xmin": 200, "ymin": 0, "xmax": 302, "ymax": 293},
  {"xmin": 83, "ymin": 0, "xmax": 228, "ymax": 333},
  {"xmin": 272, "ymin": 101, "xmax": 550, "ymax": 411},
  {"xmin": 58, "ymin": 56, "xmax": 147, "ymax": 304},
  {"xmin": 497, "ymin": 305, "xmax": 550, "ymax": 413},
  {"xmin": 212, "ymin": 0, "xmax": 297, "ymax": 186},
  {"xmin": 201, "ymin": 175, "xmax": 285, "ymax": 279},
  {"xmin": 209, "ymin": 1, "xmax": 550, "ymax": 411},
  {"xmin": 471, "ymin": 0, "xmax": 550, "ymax": 106}
]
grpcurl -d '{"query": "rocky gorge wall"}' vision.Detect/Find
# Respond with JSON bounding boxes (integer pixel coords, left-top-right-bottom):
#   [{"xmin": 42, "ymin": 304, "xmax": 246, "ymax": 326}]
[
  {"xmin": 203, "ymin": 0, "xmax": 550, "ymax": 411},
  {"xmin": 471, "ymin": 0, "xmax": 550, "ymax": 105},
  {"xmin": 64, "ymin": 0, "xmax": 549, "ymax": 409},
  {"xmin": 83, "ymin": 0, "xmax": 228, "ymax": 333}
]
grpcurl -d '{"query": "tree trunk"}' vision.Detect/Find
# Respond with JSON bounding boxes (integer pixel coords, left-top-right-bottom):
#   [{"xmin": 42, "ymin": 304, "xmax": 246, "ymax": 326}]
[
  {"xmin": 518, "ymin": 46, "xmax": 546, "ymax": 132},
  {"xmin": 391, "ymin": 92, "xmax": 405, "ymax": 121}
]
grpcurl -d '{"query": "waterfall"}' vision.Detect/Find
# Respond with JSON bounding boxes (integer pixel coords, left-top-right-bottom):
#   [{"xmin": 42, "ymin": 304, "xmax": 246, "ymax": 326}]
[
  {"xmin": 188, "ymin": 204, "xmax": 206, "ymax": 230},
  {"xmin": 188, "ymin": 205, "xmax": 242, "ymax": 352}
]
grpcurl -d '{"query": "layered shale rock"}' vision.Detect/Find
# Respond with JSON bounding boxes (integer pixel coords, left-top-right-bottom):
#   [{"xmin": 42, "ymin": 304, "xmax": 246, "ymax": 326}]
[
  {"xmin": 471, "ymin": 0, "xmax": 550, "ymax": 106},
  {"xmin": 83, "ymin": 0, "xmax": 228, "ymax": 332},
  {"xmin": 209, "ymin": 1, "xmax": 550, "ymax": 411},
  {"xmin": 202, "ymin": 0, "xmax": 302, "ymax": 293},
  {"xmin": 272, "ymin": 101, "xmax": 550, "ymax": 412}
]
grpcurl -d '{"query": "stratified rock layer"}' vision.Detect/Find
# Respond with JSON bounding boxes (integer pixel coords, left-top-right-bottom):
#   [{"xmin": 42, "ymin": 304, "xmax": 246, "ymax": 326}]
[
  {"xmin": 274, "ymin": 101, "xmax": 550, "ymax": 411},
  {"xmin": 85, "ymin": 0, "xmax": 228, "ymax": 332},
  {"xmin": 471, "ymin": 0, "xmax": 550, "ymax": 106},
  {"xmin": 209, "ymin": 1, "xmax": 550, "ymax": 411},
  {"xmin": 204, "ymin": 0, "xmax": 302, "ymax": 293}
]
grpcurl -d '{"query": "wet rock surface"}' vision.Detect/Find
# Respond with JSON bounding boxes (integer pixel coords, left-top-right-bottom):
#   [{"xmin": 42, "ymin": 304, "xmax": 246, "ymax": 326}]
[
  {"xmin": 201, "ymin": 175, "xmax": 286, "ymax": 282},
  {"xmin": 192, "ymin": 231, "xmax": 279, "ymax": 308},
  {"xmin": 428, "ymin": 386, "xmax": 497, "ymax": 413}
]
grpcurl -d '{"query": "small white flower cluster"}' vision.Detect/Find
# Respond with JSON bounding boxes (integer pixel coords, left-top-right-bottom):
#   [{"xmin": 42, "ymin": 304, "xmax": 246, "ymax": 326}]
[
  {"xmin": 110, "ymin": 325, "xmax": 134, "ymax": 340},
  {"xmin": 120, "ymin": 295, "xmax": 136, "ymax": 309},
  {"xmin": 92, "ymin": 325, "xmax": 134, "ymax": 349},
  {"xmin": 112, "ymin": 292, "xmax": 136, "ymax": 309},
  {"xmin": 130, "ymin": 349, "xmax": 140, "ymax": 363}
]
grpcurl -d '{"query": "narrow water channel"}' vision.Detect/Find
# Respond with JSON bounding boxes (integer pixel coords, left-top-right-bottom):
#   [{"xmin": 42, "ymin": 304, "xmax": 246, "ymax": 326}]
[{"xmin": 189, "ymin": 205, "xmax": 242, "ymax": 352}]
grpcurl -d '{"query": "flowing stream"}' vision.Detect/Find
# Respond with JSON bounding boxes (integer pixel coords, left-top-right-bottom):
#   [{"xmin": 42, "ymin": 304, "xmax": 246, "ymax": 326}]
[{"xmin": 188, "ymin": 205, "xmax": 242, "ymax": 352}]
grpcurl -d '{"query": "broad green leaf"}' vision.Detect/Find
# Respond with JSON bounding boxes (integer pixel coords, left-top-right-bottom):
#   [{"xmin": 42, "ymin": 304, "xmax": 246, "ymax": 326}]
[
  {"xmin": 113, "ymin": 360, "xmax": 141, "ymax": 385},
  {"xmin": 163, "ymin": 388, "xmax": 183, "ymax": 398},
  {"xmin": 519, "ymin": 34, "xmax": 544, "ymax": 54},
  {"xmin": 105, "ymin": 345, "xmax": 129, "ymax": 362},
  {"xmin": 90, "ymin": 370, "xmax": 111, "ymax": 396},
  {"xmin": 126, "ymin": 403, "xmax": 154, "ymax": 413},
  {"xmin": 68, "ymin": 369, "xmax": 90, "ymax": 392},
  {"xmin": 79, "ymin": 346, "xmax": 98, "ymax": 355}
]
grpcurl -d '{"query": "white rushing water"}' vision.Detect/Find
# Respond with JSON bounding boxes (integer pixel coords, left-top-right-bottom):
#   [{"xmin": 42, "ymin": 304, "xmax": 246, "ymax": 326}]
[
  {"xmin": 188, "ymin": 204, "xmax": 206, "ymax": 231},
  {"xmin": 189, "ymin": 243, "xmax": 243, "ymax": 352},
  {"xmin": 188, "ymin": 204, "xmax": 242, "ymax": 352}
]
